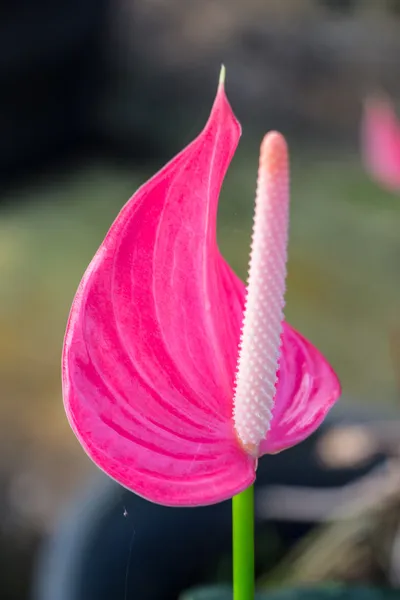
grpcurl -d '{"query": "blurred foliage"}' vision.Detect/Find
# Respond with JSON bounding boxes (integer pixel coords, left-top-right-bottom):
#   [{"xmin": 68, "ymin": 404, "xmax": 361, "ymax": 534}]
[{"xmin": 318, "ymin": 0, "xmax": 356, "ymax": 13}]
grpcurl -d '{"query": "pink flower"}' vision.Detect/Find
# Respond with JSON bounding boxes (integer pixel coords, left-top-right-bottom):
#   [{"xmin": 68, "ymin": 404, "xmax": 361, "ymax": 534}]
[
  {"xmin": 361, "ymin": 95, "xmax": 400, "ymax": 192},
  {"xmin": 62, "ymin": 72, "xmax": 340, "ymax": 507}
]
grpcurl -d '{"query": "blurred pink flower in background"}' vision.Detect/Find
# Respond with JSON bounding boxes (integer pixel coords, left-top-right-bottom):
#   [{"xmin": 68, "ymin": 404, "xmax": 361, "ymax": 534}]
[
  {"xmin": 62, "ymin": 74, "xmax": 340, "ymax": 507},
  {"xmin": 361, "ymin": 95, "xmax": 400, "ymax": 192}
]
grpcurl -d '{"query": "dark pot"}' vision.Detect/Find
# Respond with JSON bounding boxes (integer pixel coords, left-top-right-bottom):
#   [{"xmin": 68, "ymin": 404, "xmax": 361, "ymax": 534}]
[{"xmin": 179, "ymin": 584, "xmax": 399, "ymax": 600}]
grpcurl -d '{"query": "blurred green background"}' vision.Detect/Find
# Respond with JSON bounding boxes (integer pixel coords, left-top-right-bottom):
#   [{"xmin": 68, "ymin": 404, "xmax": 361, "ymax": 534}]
[{"xmin": 2, "ymin": 0, "xmax": 400, "ymax": 598}]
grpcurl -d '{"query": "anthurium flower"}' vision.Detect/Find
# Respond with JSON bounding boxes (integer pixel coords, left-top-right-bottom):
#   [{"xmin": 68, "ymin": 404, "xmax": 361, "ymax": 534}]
[
  {"xmin": 62, "ymin": 69, "xmax": 340, "ymax": 507},
  {"xmin": 361, "ymin": 95, "xmax": 400, "ymax": 192}
]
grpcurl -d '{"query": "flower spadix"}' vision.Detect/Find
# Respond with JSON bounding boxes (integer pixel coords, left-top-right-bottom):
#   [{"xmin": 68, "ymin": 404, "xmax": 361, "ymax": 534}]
[
  {"xmin": 62, "ymin": 71, "xmax": 340, "ymax": 507},
  {"xmin": 233, "ymin": 133, "xmax": 288, "ymax": 456}
]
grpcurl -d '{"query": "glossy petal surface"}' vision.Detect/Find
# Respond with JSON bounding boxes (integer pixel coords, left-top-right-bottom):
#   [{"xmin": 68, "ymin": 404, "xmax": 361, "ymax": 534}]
[
  {"xmin": 63, "ymin": 84, "xmax": 255, "ymax": 506},
  {"xmin": 259, "ymin": 325, "xmax": 341, "ymax": 454}
]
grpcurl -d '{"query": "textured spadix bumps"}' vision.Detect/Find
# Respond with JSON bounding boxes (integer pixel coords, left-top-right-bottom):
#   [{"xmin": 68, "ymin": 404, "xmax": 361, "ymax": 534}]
[
  {"xmin": 62, "ymin": 75, "xmax": 340, "ymax": 506},
  {"xmin": 233, "ymin": 133, "xmax": 288, "ymax": 455}
]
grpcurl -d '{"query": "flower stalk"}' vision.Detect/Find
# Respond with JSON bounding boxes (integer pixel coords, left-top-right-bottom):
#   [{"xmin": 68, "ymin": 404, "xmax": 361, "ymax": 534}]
[{"xmin": 233, "ymin": 484, "xmax": 255, "ymax": 600}]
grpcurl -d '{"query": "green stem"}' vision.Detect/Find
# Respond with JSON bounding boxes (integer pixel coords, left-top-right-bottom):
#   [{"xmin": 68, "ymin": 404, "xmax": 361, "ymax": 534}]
[{"xmin": 232, "ymin": 484, "xmax": 255, "ymax": 600}]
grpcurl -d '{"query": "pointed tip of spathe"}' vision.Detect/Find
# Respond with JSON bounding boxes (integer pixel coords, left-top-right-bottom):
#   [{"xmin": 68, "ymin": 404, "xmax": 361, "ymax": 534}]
[{"xmin": 218, "ymin": 64, "xmax": 226, "ymax": 88}]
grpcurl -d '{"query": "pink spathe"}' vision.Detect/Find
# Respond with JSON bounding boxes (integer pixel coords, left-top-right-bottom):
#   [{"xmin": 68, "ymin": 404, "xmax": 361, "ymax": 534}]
[{"xmin": 62, "ymin": 77, "xmax": 341, "ymax": 507}]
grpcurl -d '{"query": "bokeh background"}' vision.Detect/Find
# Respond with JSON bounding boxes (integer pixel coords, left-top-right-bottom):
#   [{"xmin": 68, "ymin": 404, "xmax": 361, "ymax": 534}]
[{"xmin": 2, "ymin": 1, "xmax": 400, "ymax": 599}]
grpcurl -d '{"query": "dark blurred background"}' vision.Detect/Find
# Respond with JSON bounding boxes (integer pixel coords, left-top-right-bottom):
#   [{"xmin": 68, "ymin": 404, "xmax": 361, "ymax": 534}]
[{"xmin": 2, "ymin": 1, "xmax": 400, "ymax": 599}]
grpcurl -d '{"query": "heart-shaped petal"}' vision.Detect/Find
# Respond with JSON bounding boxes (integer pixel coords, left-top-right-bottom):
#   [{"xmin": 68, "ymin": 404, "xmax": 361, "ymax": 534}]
[
  {"xmin": 63, "ymin": 76, "xmax": 341, "ymax": 507},
  {"xmin": 63, "ymin": 81, "xmax": 255, "ymax": 506}
]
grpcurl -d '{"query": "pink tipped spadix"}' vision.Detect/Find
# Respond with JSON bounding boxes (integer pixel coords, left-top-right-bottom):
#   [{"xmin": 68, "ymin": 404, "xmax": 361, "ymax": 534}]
[{"xmin": 233, "ymin": 133, "xmax": 289, "ymax": 455}]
